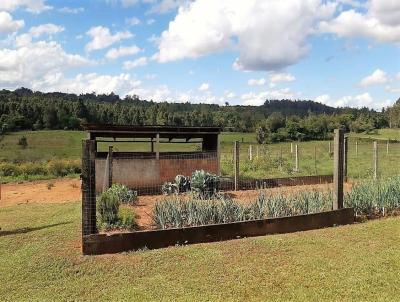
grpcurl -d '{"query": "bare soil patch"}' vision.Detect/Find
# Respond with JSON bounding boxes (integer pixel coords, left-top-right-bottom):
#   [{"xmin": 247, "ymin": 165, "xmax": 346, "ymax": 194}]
[{"xmin": 0, "ymin": 178, "xmax": 81, "ymax": 207}]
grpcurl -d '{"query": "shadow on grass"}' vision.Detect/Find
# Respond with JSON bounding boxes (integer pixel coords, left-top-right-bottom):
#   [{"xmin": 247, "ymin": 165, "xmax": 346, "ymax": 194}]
[{"xmin": 0, "ymin": 221, "xmax": 72, "ymax": 237}]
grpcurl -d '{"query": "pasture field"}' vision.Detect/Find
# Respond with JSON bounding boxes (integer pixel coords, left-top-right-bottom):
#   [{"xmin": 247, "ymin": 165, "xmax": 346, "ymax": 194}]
[
  {"xmin": 0, "ymin": 199, "xmax": 399, "ymax": 301},
  {"xmin": 1, "ymin": 129, "xmax": 400, "ymax": 182}
]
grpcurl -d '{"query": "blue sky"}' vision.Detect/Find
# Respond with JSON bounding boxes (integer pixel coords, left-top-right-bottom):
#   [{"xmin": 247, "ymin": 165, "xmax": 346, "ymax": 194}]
[{"xmin": 0, "ymin": 0, "xmax": 399, "ymax": 109}]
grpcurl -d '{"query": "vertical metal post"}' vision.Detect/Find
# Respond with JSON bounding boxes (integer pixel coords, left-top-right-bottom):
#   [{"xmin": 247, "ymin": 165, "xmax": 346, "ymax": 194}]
[
  {"xmin": 108, "ymin": 146, "xmax": 113, "ymax": 188},
  {"xmin": 290, "ymin": 142, "xmax": 293, "ymax": 155},
  {"xmin": 249, "ymin": 145, "xmax": 253, "ymax": 161},
  {"xmin": 256, "ymin": 145, "xmax": 259, "ymax": 158},
  {"xmin": 234, "ymin": 141, "xmax": 239, "ymax": 191},
  {"xmin": 217, "ymin": 134, "xmax": 221, "ymax": 176},
  {"xmin": 355, "ymin": 140, "xmax": 358, "ymax": 158},
  {"xmin": 387, "ymin": 140, "xmax": 389, "ymax": 155},
  {"xmin": 279, "ymin": 146, "xmax": 283, "ymax": 170},
  {"xmin": 294, "ymin": 144, "xmax": 299, "ymax": 172},
  {"xmin": 333, "ymin": 129, "xmax": 344, "ymax": 210},
  {"xmin": 314, "ymin": 146, "xmax": 317, "ymax": 175},
  {"xmin": 328, "ymin": 141, "xmax": 331, "ymax": 154},
  {"xmin": 373, "ymin": 141, "xmax": 378, "ymax": 180},
  {"xmin": 82, "ymin": 139, "xmax": 97, "ymax": 236},
  {"xmin": 343, "ymin": 137, "xmax": 348, "ymax": 181},
  {"xmin": 156, "ymin": 133, "xmax": 160, "ymax": 160}
]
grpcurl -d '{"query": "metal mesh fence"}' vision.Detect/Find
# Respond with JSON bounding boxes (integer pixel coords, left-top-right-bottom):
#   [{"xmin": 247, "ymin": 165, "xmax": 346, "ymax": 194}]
[{"xmin": 347, "ymin": 138, "xmax": 400, "ymax": 179}]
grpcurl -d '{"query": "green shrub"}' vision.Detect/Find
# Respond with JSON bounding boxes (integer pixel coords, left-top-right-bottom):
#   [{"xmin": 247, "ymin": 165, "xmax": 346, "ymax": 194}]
[
  {"xmin": 17, "ymin": 136, "xmax": 28, "ymax": 149},
  {"xmin": 97, "ymin": 184, "xmax": 138, "ymax": 230},
  {"xmin": 0, "ymin": 162, "xmax": 21, "ymax": 176},
  {"xmin": 108, "ymin": 183, "xmax": 138, "ymax": 205},
  {"xmin": 117, "ymin": 207, "xmax": 137, "ymax": 230},
  {"xmin": 190, "ymin": 170, "xmax": 220, "ymax": 198},
  {"xmin": 97, "ymin": 190, "xmax": 120, "ymax": 228}
]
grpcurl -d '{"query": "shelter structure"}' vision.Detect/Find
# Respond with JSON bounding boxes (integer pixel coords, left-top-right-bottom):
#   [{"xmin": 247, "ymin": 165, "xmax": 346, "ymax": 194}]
[{"xmin": 83, "ymin": 124, "xmax": 221, "ymax": 193}]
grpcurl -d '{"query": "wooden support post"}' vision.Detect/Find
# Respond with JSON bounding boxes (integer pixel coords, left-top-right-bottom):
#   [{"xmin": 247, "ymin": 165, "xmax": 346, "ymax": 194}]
[
  {"xmin": 279, "ymin": 146, "xmax": 283, "ymax": 170},
  {"xmin": 82, "ymin": 139, "xmax": 97, "ymax": 236},
  {"xmin": 290, "ymin": 142, "xmax": 293, "ymax": 155},
  {"xmin": 333, "ymin": 129, "xmax": 344, "ymax": 210},
  {"xmin": 156, "ymin": 133, "xmax": 160, "ymax": 160},
  {"xmin": 328, "ymin": 141, "xmax": 331, "ymax": 154},
  {"xmin": 249, "ymin": 145, "xmax": 253, "ymax": 161},
  {"xmin": 256, "ymin": 145, "xmax": 259, "ymax": 158},
  {"xmin": 343, "ymin": 137, "xmax": 348, "ymax": 181},
  {"xmin": 234, "ymin": 141, "xmax": 240, "ymax": 191},
  {"xmin": 108, "ymin": 146, "xmax": 113, "ymax": 188},
  {"xmin": 294, "ymin": 144, "xmax": 299, "ymax": 172},
  {"xmin": 373, "ymin": 141, "xmax": 378, "ymax": 180},
  {"xmin": 151, "ymin": 138, "xmax": 154, "ymax": 153}
]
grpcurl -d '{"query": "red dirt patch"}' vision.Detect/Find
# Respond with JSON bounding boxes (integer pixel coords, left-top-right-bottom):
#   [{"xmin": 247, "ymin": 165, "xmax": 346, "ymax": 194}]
[{"xmin": 0, "ymin": 178, "xmax": 81, "ymax": 207}]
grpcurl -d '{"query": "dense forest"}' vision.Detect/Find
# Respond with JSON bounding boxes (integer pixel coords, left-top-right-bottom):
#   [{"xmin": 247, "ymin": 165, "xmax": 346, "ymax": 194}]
[{"xmin": 0, "ymin": 87, "xmax": 396, "ymax": 141}]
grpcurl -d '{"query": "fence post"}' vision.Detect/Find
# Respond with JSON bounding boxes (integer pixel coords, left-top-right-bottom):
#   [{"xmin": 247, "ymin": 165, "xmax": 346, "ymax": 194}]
[
  {"xmin": 156, "ymin": 133, "xmax": 160, "ymax": 160},
  {"xmin": 387, "ymin": 140, "xmax": 389, "ymax": 155},
  {"xmin": 108, "ymin": 146, "xmax": 113, "ymax": 188},
  {"xmin": 294, "ymin": 144, "xmax": 299, "ymax": 172},
  {"xmin": 328, "ymin": 141, "xmax": 331, "ymax": 154},
  {"xmin": 355, "ymin": 140, "xmax": 358, "ymax": 158},
  {"xmin": 314, "ymin": 146, "xmax": 317, "ymax": 175},
  {"xmin": 373, "ymin": 141, "xmax": 378, "ymax": 180},
  {"xmin": 290, "ymin": 142, "xmax": 293, "ymax": 155},
  {"xmin": 279, "ymin": 146, "xmax": 283, "ymax": 170},
  {"xmin": 256, "ymin": 145, "xmax": 259, "ymax": 158},
  {"xmin": 249, "ymin": 145, "xmax": 253, "ymax": 161},
  {"xmin": 333, "ymin": 129, "xmax": 344, "ymax": 210},
  {"xmin": 234, "ymin": 141, "xmax": 240, "ymax": 191},
  {"xmin": 82, "ymin": 139, "xmax": 97, "ymax": 236},
  {"xmin": 343, "ymin": 137, "xmax": 348, "ymax": 181}
]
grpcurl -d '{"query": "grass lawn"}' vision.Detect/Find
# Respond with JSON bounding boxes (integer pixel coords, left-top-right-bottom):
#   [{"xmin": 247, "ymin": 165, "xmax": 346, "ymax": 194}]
[{"xmin": 0, "ymin": 201, "xmax": 399, "ymax": 301}]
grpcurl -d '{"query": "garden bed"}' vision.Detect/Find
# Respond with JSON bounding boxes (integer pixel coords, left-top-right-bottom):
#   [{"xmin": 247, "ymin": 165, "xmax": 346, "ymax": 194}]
[{"xmin": 83, "ymin": 208, "xmax": 355, "ymax": 255}]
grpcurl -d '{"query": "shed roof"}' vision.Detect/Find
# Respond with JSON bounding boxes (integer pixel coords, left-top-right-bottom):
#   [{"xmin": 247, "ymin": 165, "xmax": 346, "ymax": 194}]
[{"xmin": 83, "ymin": 124, "xmax": 221, "ymax": 139}]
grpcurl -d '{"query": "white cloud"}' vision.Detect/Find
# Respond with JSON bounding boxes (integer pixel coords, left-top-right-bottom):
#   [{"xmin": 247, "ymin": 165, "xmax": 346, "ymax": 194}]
[
  {"xmin": 198, "ymin": 83, "xmax": 209, "ymax": 91},
  {"xmin": 155, "ymin": 0, "xmax": 336, "ymax": 71},
  {"xmin": 268, "ymin": 72, "xmax": 296, "ymax": 84},
  {"xmin": 105, "ymin": 45, "xmax": 141, "ymax": 59},
  {"xmin": 385, "ymin": 86, "xmax": 400, "ymax": 94},
  {"xmin": 85, "ymin": 26, "xmax": 133, "ymax": 52},
  {"xmin": 248, "ymin": 78, "xmax": 266, "ymax": 86},
  {"xmin": 315, "ymin": 92, "xmax": 392, "ymax": 109},
  {"xmin": 123, "ymin": 56, "xmax": 148, "ymax": 69},
  {"xmin": 33, "ymin": 72, "xmax": 142, "ymax": 96},
  {"xmin": 29, "ymin": 23, "xmax": 64, "ymax": 37},
  {"xmin": 0, "ymin": 0, "xmax": 52, "ymax": 13},
  {"xmin": 224, "ymin": 90, "xmax": 235, "ymax": 98},
  {"xmin": 241, "ymin": 88, "xmax": 295, "ymax": 106},
  {"xmin": 359, "ymin": 69, "xmax": 389, "ymax": 87},
  {"xmin": 0, "ymin": 41, "xmax": 91, "ymax": 88},
  {"xmin": 126, "ymin": 17, "xmax": 141, "ymax": 26},
  {"xmin": 121, "ymin": 0, "xmax": 139, "ymax": 7},
  {"xmin": 58, "ymin": 7, "xmax": 84, "ymax": 14},
  {"xmin": 0, "ymin": 11, "xmax": 24, "ymax": 34},
  {"xmin": 148, "ymin": 0, "xmax": 187, "ymax": 14},
  {"xmin": 319, "ymin": 2, "xmax": 400, "ymax": 43}
]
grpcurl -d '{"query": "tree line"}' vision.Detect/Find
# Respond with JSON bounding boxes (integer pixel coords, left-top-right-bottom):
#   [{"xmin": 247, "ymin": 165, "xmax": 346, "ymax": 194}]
[{"xmin": 0, "ymin": 88, "xmax": 395, "ymax": 141}]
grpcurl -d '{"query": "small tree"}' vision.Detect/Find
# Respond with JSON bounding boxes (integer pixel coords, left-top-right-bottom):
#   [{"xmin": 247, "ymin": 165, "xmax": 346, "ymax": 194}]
[
  {"xmin": 256, "ymin": 126, "xmax": 266, "ymax": 144},
  {"xmin": 18, "ymin": 136, "xmax": 28, "ymax": 149}
]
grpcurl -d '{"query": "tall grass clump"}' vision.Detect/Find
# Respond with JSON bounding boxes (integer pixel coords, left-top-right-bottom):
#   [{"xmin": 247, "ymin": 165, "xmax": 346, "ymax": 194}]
[{"xmin": 345, "ymin": 176, "xmax": 400, "ymax": 216}]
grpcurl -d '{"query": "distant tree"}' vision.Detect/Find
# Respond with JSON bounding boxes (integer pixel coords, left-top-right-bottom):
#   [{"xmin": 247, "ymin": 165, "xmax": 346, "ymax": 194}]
[{"xmin": 18, "ymin": 136, "xmax": 28, "ymax": 149}]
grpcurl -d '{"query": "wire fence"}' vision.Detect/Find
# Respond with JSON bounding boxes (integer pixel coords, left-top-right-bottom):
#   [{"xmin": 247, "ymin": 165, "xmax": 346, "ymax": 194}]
[{"xmin": 83, "ymin": 136, "xmax": 400, "ymax": 236}]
